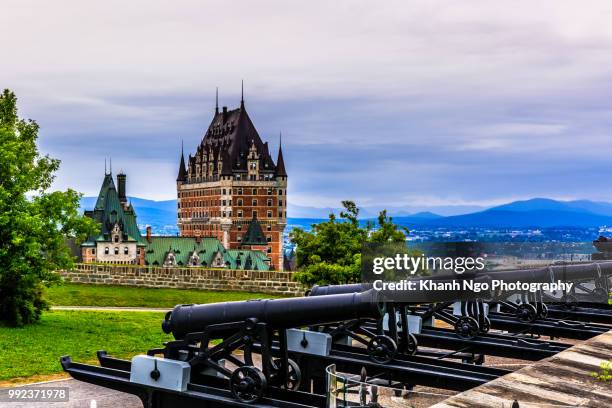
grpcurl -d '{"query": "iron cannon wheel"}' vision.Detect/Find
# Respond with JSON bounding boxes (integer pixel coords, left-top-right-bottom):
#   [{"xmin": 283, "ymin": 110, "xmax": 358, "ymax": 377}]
[
  {"xmin": 272, "ymin": 358, "xmax": 302, "ymax": 390},
  {"xmin": 230, "ymin": 366, "xmax": 267, "ymax": 404},
  {"xmin": 479, "ymin": 316, "xmax": 491, "ymax": 333},
  {"xmin": 367, "ymin": 335, "xmax": 398, "ymax": 364},
  {"xmin": 454, "ymin": 316, "xmax": 480, "ymax": 339},
  {"xmin": 404, "ymin": 333, "xmax": 418, "ymax": 355},
  {"xmin": 515, "ymin": 303, "xmax": 538, "ymax": 322},
  {"xmin": 538, "ymin": 303, "xmax": 548, "ymax": 319}
]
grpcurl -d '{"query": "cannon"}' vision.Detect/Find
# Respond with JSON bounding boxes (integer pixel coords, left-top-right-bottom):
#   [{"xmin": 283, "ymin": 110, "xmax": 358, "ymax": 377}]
[
  {"xmin": 62, "ymin": 290, "xmax": 384, "ymax": 407},
  {"xmin": 305, "ymin": 263, "xmax": 611, "ymax": 359},
  {"xmin": 162, "ymin": 289, "xmax": 383, "ymax": 339}
]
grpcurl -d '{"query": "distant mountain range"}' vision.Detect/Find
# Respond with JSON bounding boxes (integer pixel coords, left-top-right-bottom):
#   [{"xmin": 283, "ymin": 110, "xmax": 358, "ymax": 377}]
[
  {"xmin": 394, "ymin": 198, "xmax": 612, "ymax": 228},
  {"xmin": 79, "ymin": 196, "xmax": 612, "ymax": 233}
]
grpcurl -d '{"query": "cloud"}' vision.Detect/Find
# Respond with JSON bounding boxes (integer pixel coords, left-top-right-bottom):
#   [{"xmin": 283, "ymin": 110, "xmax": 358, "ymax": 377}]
[{"xmin": 3, "ymin": 1, "xmax": 612, "ymax": 206}]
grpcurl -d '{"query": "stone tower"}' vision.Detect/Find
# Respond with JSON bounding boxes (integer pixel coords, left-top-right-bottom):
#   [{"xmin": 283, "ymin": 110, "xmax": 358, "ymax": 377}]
[{"xmin": 176, "ymin": 90, "xmax": 287, "ymax": 270}]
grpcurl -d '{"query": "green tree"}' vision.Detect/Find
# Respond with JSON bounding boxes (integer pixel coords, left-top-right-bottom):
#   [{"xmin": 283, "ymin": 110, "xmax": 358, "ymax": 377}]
[
  {"xmin": 0, "ymin": 89, "xmax": 98, "ymax": 326},
  {"xmin": 290, "ymin": 201, "xmax": 410, "ymax": 286}
]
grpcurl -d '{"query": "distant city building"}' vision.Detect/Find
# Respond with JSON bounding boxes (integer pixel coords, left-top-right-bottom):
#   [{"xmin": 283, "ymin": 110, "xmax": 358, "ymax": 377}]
[
  {"xmin": 176, "ymin": 89, "xmax": 287, "ymax": 270},
  {"xmin": 81, "ymin": 172, "xmax": 270, "ymax": 270}
]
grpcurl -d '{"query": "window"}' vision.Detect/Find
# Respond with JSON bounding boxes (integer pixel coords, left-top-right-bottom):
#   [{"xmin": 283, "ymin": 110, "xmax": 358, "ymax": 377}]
[
  {"xmin": 279, "ymin": 200, "xmax": 283, "ymax": 206},
  {"xmin": 92, "ymin": 248, "xmax": 96, "ymax": 254},
  {"xmin": 237, "ymin": 199, "xmax": 243, "ymax": 206},
  {"xmin": 267, "ymin": 210, "xmax": 272, "ymax": 218},
  {"xmin": 267, "ymin": 189, "xmax": 272, "ymax": 195},
  {"xmin": 237, "ymin": 235, "xmax": 242, "ymax": 242},
  {"xmin": 267, "ymin": 199, "xmax": 272, "ymax": 206},
  {"xmin": 222, "ymin": 188, "xmax": 226, "ymax": 195},
  {"xmin": 267, "ymin": 225, "xmax": 271, "ymax": 231},
  {"xmin": 238, "ymin": 210, "xmax": 243, "ymax": 218},
  {"xmin": 124, "ymin": 247, "xmax": 129, "ymax": 255},
  {"xmin": 114, "ymin": 235, "xmax": 119, "ymax": 243},
  {"xmin": 222, "ymin": 200, "xmax": 226, "ymax": 206},
  {"xmin": 238, "ymin": 224, "xmax": 242, "ymax": 231},
  {"xmin": 278, "ymin": 189, "xmax": 283, "ymax": 195},
  {"xmin": 267, "ymin": 236, "xmax": 271, "ymax": 242},
  {"xmin": 253, "ymin": 188, "xmax": 257, "ymax": 195},
  {"xmin": 114, "ymin": 247, "xmax": 119, "ymax": 255},
  {"xmin": 104, "ymin": 247, "xmax": 109, "ymax": 255},
  {"xmin": 238, "ymin": 188, "xmax": 243, "ymax": 195},
  {"xmin": 253, "ymin": 211, "xmax": 258, "ymax": 218},
  {"xmin": 267, "ymin": 247, "xmax": 272, "ymax": 253},
  {"xmin": 252, "ymin": 199, "xmax": 258, "ymax": 206}
]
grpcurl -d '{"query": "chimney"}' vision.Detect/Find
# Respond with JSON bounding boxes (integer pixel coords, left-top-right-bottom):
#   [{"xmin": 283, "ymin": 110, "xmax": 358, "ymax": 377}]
[
  {"xmin": 146, "ymin": 226, "xmax": 152, "ymax": 243},
  {"xmin": 117, "ymin": 173, "xmax": 127, "ymax": 204}
]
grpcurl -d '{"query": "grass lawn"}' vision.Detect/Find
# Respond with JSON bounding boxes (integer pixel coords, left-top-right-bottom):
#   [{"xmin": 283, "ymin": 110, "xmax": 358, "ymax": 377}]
[
  {"xmin": 0, "ymin": 310, "xmax": 172, "ymax": 382},
  {"xmin": 47, "ymin": 283, "xmax": 283, "ymax": 308}
]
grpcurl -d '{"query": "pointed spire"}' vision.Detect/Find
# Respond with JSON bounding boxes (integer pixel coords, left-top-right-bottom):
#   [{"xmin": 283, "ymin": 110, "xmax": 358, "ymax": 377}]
[
  {"xmin": 240, "ymin": 80, "xmax": 244, "ymax": 109},
  {"xmin": 177, "ymin": 143, "xmax": 187, "ymax": 182},
  {"xmin": 275, "ymin": 132, "xmax": 287, "ymax": 178},
  {"xmin": 109, "ymin": 157, "xmax": 112, "ymax": 174},
  {"xmin": 104, "ymin": 158, "xmax": 107, "ymax": 175},
  {"xmin": 215, "ymin": 87, "xmax": 219, "ymax": 115}
]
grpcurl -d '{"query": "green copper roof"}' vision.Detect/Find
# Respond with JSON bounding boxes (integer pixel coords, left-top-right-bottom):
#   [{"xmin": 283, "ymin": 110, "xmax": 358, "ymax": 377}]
[
  {"xmin": 242, "ymin": 215, "xmax": 267, "ymax": 246},
  {"xmin": 83, "ymin": 173, "xmax": 144, "ymax": 246},
  {"xmin": 95, "ymin": 174, "xmax": 116, "ymax": 210},
  {"xmin": 144, "ymin": 236, "xmax": 270, "ymax": 270}
]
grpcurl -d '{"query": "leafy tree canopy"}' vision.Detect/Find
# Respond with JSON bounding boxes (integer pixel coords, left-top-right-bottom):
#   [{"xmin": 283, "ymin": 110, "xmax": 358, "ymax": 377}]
[
  {"xmin": 290, "ymin": 200, "xmax": 410, "ymax": 286},
  {"xmin": 0, "ymin": 89, "xmax": 98, "ymax": 326}
]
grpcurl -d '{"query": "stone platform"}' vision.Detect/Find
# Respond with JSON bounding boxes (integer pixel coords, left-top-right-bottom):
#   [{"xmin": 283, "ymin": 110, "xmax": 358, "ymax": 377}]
[{"xmin": 433, "ymin": 329, "xmax": 612, "ymax": 408}]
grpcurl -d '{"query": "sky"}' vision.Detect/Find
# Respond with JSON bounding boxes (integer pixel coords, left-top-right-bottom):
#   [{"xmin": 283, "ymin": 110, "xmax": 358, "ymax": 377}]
[{"xmin": 4, "ymin": 1, "xmax": 612, "ymax": 216}]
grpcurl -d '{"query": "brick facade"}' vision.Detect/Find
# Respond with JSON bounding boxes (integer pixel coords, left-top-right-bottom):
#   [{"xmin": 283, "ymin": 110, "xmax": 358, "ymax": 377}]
[{"xmin": 177, "ymin": 97, "xmax": 288, "ymax": 270}]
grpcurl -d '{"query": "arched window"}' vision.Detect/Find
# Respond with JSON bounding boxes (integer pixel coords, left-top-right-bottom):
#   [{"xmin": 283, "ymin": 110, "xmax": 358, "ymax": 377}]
[
  {"xmin": 104, "ymin": 247, "xmax": 109, "ymax": 255},
  {"xmin": 114, "ymin": 247, "xmax": 119, "ymax": 255},
  {"xmin": 124, "ymin": 247, "xmax": 129, "ymax": 255}
]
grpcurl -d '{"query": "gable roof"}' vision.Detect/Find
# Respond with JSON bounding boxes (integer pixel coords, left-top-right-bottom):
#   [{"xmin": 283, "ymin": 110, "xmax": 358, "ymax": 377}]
[
  {"xmin": 83, "ymin": 173, "xmax": 144, "ymax": 246},
  {"xmin": 187, "ymin": 103, "xmax": 280, "ymax": 177},
  {"xmin": 242, "ymin": 215, "xmax": 267, "ymax": 246}
]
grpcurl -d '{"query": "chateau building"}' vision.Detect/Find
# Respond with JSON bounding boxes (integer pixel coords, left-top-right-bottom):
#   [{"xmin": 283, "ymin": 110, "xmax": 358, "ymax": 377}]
[
  {"xmin": 81, "ymin": 171, "xmax": 270, "ymax": 270},
  {"xmin": 176, "ymin": 91, "xmax": 287, "ymax": 270}
]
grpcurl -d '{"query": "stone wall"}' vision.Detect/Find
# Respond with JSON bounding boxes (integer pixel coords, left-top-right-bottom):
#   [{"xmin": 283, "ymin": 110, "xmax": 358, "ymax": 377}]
[{"xmin": 59, "ymin": 263, "xmax": 305, "ymax": 296}]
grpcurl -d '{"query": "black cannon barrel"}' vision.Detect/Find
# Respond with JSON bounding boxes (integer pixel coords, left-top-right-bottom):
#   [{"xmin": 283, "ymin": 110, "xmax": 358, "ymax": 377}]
[
  {"xmin": 307, "ymin": 283, "xmax": 373, "ymax": 297},
  {"xmin": 162, "ymin": 289, "xmax": 384, "ymax": 339},
  {"xmin": 476, "ymin": 261, "xmax": 612, "ymax": 283}
]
